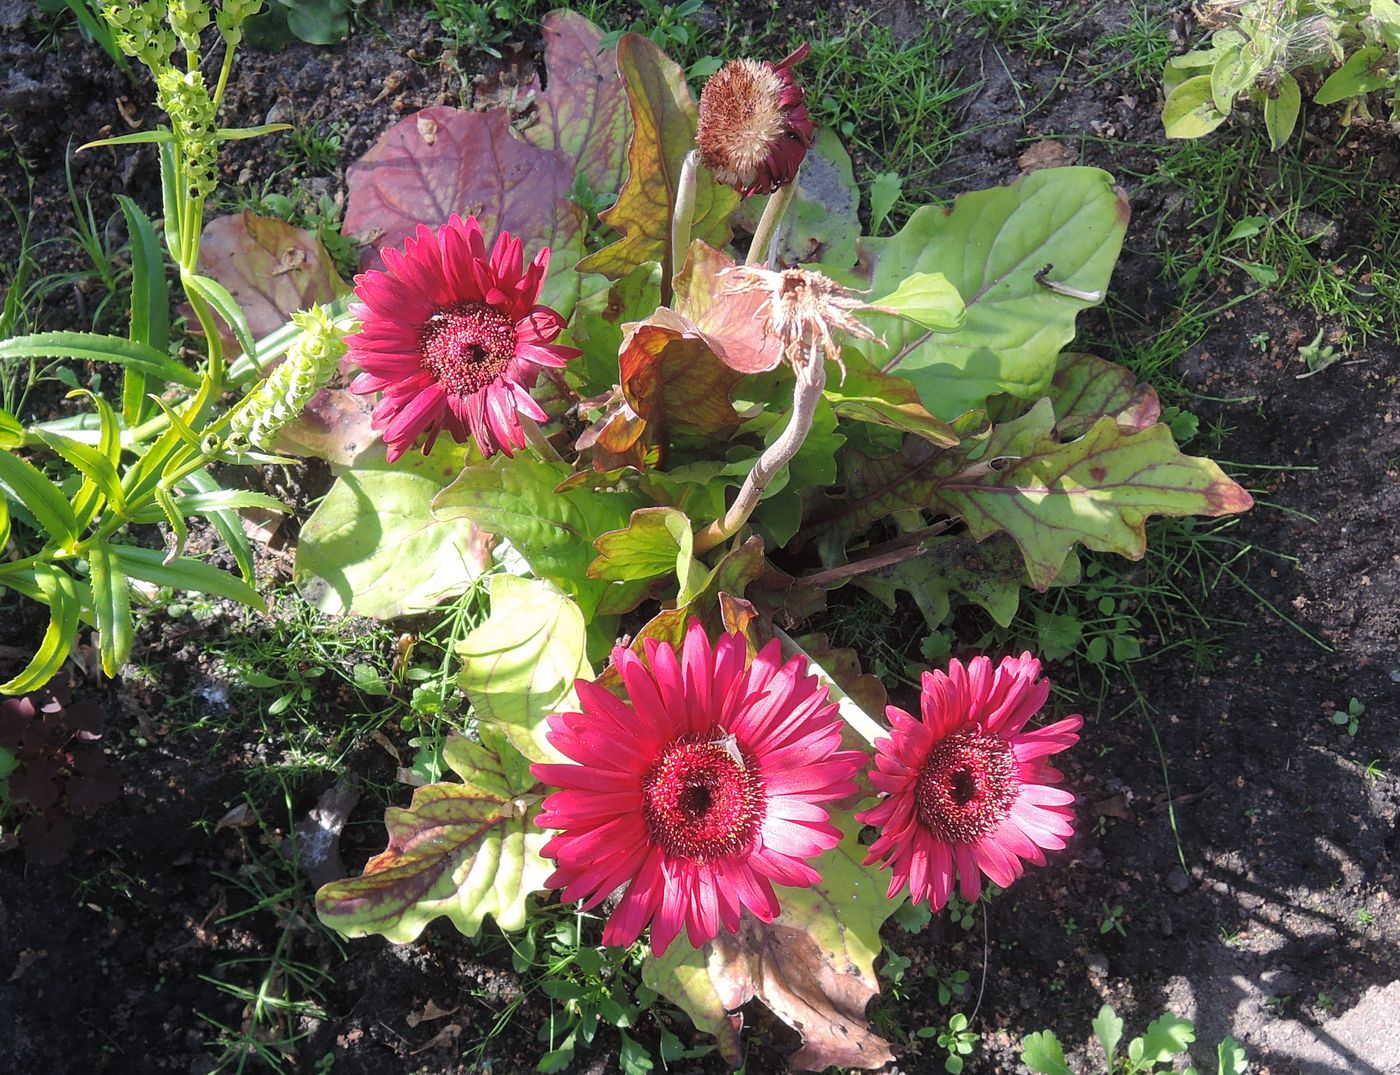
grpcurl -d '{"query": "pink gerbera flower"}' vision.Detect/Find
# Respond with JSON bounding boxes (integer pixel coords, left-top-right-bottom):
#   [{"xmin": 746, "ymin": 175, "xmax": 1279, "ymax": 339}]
[
  {"xmin": 856, "ymin": 654, "xmax": 1081, "ymax": 909},
  {"xmin": 347, "ymin": 214, "xmax": 579, "ymax": 461},
  {"xmin": 532, "ymin": 623, "xmax": 864, "ymax": 954}
]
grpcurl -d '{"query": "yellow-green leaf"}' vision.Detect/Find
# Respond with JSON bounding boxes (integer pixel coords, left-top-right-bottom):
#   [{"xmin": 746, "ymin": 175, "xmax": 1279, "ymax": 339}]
[
  {"xmin": 0, "ymin": 565, "xmax": 81, "ymax": 695},
  {"xmin": 315, "ymin": 732, "xmax": 551, "ymax": 943},
  {"xmin": 88, "ymin": 543, "xmax": 133, "ymax": 677},
  {"xmin": 576, "ymin": 33, "xmax": 740, "ymax": 284}
]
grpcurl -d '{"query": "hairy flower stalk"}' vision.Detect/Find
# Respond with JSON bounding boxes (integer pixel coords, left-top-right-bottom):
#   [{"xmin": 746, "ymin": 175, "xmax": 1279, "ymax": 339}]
[
  {"xmin": 858, "ymin": 654, "xmax": 1081, "ymax": 909},
  {"xmin": 226, "ymin": 305, "xmax": 348, "ymax": 448},
  {"xmin": 693, "ymin": 267, "xmax": 877, "ymax": 555},
  {"xmin": 533, "ymin": 623, "xmax": 863, "ymax": 954}
]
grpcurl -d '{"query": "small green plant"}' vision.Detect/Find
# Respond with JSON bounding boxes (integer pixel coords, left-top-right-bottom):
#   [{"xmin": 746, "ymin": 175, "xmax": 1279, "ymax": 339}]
[
  {"xmin": 427, "ymin": 0, "xmax": 518, "ymax": 57},
  {"xmin": 1163, "ymin": 0, "xmax": 1400, "ymax": 149},
  {"xmin": 597, "ymin": 0, "xmax": 707, "ymax": 60},
  {"xmin": 937, "ymin": 968, "xmax": 972, "ymax": 1006},
  {"xmin": 1022, "ymin": 1004, "xmax": 1248, "ymax": 1075},
  {"xmin": 917, "ymin": 1012, "xmax": 978, "ymax": 1074},
  {"xmin": 1099, "ymin": 902, "xmax": 1127, "ymax": 936},
  {"xmin": 1297, "ymin": 327, "xmax": 1344, "ymax": 377},
  {"xmin": 1329, "ymin": 696, "xmax": 1365, "ymax": 736}
]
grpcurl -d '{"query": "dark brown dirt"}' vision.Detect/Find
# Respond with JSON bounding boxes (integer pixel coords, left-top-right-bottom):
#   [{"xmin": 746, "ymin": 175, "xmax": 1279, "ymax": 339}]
[{"xmin": 2, "ymin": 1, "xmax": 1398, "ymax": 1074}]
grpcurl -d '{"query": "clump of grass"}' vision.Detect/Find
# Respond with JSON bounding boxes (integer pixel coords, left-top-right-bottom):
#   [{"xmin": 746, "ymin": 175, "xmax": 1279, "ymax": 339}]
[{"xmin": 804, "ymin": 13, "xmax": 970, "ymax": 225}]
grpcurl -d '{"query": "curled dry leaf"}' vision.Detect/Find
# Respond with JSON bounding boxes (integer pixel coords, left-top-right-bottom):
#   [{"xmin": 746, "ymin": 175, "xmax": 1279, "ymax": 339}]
[
  {"xmin": 199, "ymin": 212, "xmax": 347, "ymax": 341},
  {"xmin": 643, "ymin": 832, "xmax": 899, "ymax": 1071}
]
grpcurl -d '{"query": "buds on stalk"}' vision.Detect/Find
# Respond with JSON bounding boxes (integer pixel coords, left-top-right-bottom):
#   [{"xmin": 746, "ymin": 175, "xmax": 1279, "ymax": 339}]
[{"xmin": 696, "ymin": 44, "xmax": 816, "ymax": 197}]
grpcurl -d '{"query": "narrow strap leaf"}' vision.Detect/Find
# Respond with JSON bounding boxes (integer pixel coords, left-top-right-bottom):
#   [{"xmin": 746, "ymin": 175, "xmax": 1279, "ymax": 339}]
[
  {"xmin": 0, "ymin": 405, "xmax": 21, "ymax": 449},
  {"xmin": 78, "ymin": 129, "xmax": 176, "ymax": 152},
  {"xmin": 0, "ymin": 564, "xmax": 81, "ymax": 695},
  {"xmin": 35, "ymin": 429, "xmax": 127, "ymax": 520},
  {"xmin": 112, "ymin": 544, "xmax": 267, "ymax": 611},
  {"xmin": 154, "ymin": 486, "xmax": 189, "ymax": 564},
  {"xmin": 180, "ymin": 468, "xmax": 259, "ymax": 584},
  {"xmin": 0, "ymin": 449, "xmax": 80, "ymax": 547},
  {"xmin": 0, "ymin": 332, "xmax": 198, "ymax": 388},
  {"xmin": 116, "ymin": 196, "xmax": 170, "ymax": 425},
  {"xmin": 88, "ymin": 543, "xmax": 134, "ymax": 678},
  {"xmin": 215, "ymin": 123, "xmax": 294, "ymax": 140},
  {"xmin": 0, "ymin": 497, "xmax": 9, "ymax": 550}
]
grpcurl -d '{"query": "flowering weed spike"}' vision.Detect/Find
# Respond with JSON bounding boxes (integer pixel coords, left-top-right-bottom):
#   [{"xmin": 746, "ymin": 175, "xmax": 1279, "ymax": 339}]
[
  {"xmin": 696, "ymin": 44, "xmax": 816, "ymax": 196},
  {"xmin": 346, "ymin": 215, "xmax": 579, "ymax": 462},
  {"xmin": 532, "ymin": 622, "xmax": 864, "ymax": 955},
  {"xmin": 227, "ymin": 305, "xmax": 347, "ymax": 448},
  {"xmin": 857, "ymin": 654, "xmax": 1081, "ymax": 909}
]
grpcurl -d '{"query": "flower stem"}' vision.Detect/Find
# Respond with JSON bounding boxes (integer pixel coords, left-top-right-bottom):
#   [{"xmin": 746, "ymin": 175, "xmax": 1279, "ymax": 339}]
[
  {"xmin": 669, "ymin": 149, "xmax": 700, "ymax": 296},
  {"xmin": 745, "ymin": 181, "xmax": 797, "ymax": 267},
  {"xmin": 520, "ymin": 415, "xmax": 564, "ymax": 464},
  {"xmin": 693, "ymin": 350, "xmax": 825, "ymax": 555},
  {"xmin": 775, "ymin": 627, "xmax": 887, "ymax": 746}
]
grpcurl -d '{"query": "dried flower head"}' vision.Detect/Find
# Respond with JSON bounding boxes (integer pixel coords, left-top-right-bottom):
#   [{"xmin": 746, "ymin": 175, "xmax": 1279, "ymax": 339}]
[
  {"xmin": 721, "ymin": 264, "xmax": 876, "ymax": 379},
  {"xmin": 696, "ymin": 44, "xmax": 816, "ymax": 196}
]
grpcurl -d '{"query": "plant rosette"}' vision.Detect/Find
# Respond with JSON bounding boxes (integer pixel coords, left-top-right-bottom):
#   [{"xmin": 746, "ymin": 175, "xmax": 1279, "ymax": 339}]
[
  {"xmin": 292, "ymin": 18, "xmax": 1254, "ymax": 1066},
  {"xmin": 0, "ymin": 8, "xmax": 1257, "ymax": 1068}
]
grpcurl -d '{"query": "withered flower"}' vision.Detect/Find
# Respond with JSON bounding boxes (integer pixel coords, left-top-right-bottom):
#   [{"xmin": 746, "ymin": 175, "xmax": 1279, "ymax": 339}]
[
  {"xmin": 721, "ymin": 264, "xmax": 876, "ymax": 379},
  {"xmin": 696, "ymin": 44, "xmax": 816, "ymax": 196}
]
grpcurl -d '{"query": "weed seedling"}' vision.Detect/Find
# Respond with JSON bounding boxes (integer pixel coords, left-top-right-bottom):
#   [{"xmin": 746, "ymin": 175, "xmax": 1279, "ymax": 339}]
[
  {"xmin": 1329, "ymin": 697, "xmax": 1364, "ymax": 737},
  {"xmin": 1099, "ymin": 903, "xmax": 1127, "ymax": 937}
]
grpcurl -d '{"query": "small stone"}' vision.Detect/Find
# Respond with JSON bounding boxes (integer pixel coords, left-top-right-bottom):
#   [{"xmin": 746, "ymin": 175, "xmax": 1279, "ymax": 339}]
[
  {"xmin": 1086, "ymin": 953, "xmax": 1110, "ymax": 978},
  {"xmin": 1166, "ymin": 865, "xmax": 1191, "ymax": 894}
]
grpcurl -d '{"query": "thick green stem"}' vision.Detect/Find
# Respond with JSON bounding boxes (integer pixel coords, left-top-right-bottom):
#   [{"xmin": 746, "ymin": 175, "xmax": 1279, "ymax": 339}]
[
  {"xmin": 669, "ymin": 149, "xmax": 700, "ymax": 295},
  {"xmin": 745, "ymin": 181, "xmax": 797, "ymax": 267}
]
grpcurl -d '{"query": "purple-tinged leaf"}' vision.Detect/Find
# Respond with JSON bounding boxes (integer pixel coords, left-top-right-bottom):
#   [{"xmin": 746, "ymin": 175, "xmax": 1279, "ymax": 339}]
[{"xmin": 344, "ymin": 107, "xmax": 585, "ymax": 314}]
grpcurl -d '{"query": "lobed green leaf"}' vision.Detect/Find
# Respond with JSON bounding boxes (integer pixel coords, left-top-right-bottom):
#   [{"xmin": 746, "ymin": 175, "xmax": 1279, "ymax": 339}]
[{"xmin": 315, "ymin": 732, "xmax": 550, "ymax": 944}]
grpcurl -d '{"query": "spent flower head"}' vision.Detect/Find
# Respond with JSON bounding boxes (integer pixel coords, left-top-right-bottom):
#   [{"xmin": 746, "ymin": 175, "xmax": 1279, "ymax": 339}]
[
  {"xmin": 721, "ymin": 264, "xmax": 876, "ymax": 380},
  {"xmin": 696, "ymin": 44, "xmax": 816, "ymax": 196}
]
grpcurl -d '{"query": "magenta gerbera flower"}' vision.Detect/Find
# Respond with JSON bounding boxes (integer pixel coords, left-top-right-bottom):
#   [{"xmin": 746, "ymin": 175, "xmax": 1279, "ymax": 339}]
[
  {"xmin": 532, "ymin": 623, "xmax": 864, "ymax": 954},
  {"xmin": 346, "ymin": 214, "xmax": 580, "ymax": 461},
  {"xmin": 856, "ymin": 654, "xmax": 1081, "ymax": 910}
]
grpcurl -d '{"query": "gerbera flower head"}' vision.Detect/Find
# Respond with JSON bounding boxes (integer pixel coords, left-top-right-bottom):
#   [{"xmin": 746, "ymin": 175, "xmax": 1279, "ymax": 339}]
[
  {"xmin": 346, "ymin": 214, "xmax": 580, "ymax": 462},
  {"xmin": 696, "ymin": 43, "xmax": 816, "ymax": 196},
  {"xmin": 532, "ymin": 622, "xmax": 864, "ymax": 954},
  {"xmin": 856, "ymin": 654, "xmax": 1081, "ymax": 910}
]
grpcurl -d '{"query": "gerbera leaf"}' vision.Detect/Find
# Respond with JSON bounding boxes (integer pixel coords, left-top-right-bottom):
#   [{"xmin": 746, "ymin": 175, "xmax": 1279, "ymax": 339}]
[
  {"xmin": 344, "ymin": 107, "xmax": 586, "ymax": 317},
  {"xmin": 934, "ymin": 410, "xmax": 1253, "ymax": 590},
  {"xmin": 641, "ymin": 828, "xmax": 900, "ymax": 1072},
  {"xmin": 315, "ymin": 731, "xmax": 551, "ymax": 944},
  {"xmin": 196, "ymin": 212, "xmax": 347, "ymax": 344},
  {"xmin": 520, "ymin": 11, "xmax": 631, "ymax": 200},
  {"xmin": 576, "ymin": 34, "xmax": 740, "ymax": 286},
  {"xmin": 819, "ymin": 167, "xmax": 1129, "ymax": 421},
  {"xmin": 433, "ymin": 455, "xmax": 647, "ymax": 618},
  {"xmin": 294, "ymin": 442, "xmax": 493, "ymax": 620},
  {"xmin": 455, "ymin": 575, "xmax": 592, "ymax": 769}
]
